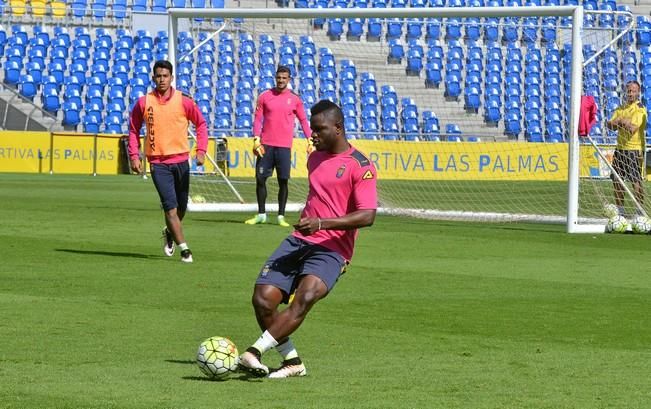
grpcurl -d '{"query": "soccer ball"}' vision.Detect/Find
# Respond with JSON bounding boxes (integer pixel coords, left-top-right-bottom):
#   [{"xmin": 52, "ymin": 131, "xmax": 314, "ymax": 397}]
[
  {"xmin": 196, "ymin": 336, "xmax": 239, "ymax": 380},
  {"xmin": 606, "ymin": 215, "xmax": 629, "ymax": 233},
  {"xmin": 632, "ymin": 216, "xmax": 651, "ymax": 234},
  {"xmin": 603, "ymin": 203, "xmax": 619, "ymax": 218},
  {"xmin": 191, "ymin": 194, "xmax": 206, "ymax": 204}
]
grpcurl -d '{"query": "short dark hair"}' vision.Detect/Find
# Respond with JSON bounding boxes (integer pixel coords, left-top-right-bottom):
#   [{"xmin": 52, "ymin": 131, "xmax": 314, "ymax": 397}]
[
  {"xmin": 276, "ymin": 65, "xmax": 292, "ymax": 76},
  {"xmin": 153, "ymin": 60, "xmax": 173, "ymax": 75},
  {"xmin": 311, "ymin": 99, "xmax": 344, "ymax": 125},
  {"xmin": 626, "ymin": 80, "xmax": 641, "ymax": 90}
]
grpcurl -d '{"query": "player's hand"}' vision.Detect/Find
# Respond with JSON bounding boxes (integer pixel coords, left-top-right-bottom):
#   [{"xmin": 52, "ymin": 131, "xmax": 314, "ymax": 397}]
[
  {"xmin": 130, "ymin": 158, "xmax": 142, "ymax": 174},
  {"xmin": 293, "ymin": 217, "xmax": 320, "ymax": 236},
  {"xmin": 195, "ymin": 151, "xmax": 206, "ymax": 166},
  {"xmin": 252, "ymin": 136, "xmax": 265, "ymax": 157}
]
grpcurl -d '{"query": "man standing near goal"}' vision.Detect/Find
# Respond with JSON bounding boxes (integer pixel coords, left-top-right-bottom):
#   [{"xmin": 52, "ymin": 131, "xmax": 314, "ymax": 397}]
[
  {"xmin": 238, "ymin": 100, "xmax": 377, "ymax": 378},
  {"xmin": 128, "ymin": 60, "xmax": 208, "ymax": 263},
  {"xmin": 245, "ymin": 65, "xmax": 313, "ymax": 227},
  {"xmin": 606, "ymin": 80, "xmax": 648, "ymax": 216}
]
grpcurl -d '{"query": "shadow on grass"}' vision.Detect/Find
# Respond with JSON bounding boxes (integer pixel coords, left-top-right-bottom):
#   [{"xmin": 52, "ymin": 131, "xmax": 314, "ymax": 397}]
[
  {"xmin": 166, "ymin": 359, "xmax": 195, "ymax": 365},
  {"xmin": 55, "ymin": 248, "xmax": 158, "ymax": 259},
  {"xmin": 169, "ymin": 359, "xmax": 268, "ymax": 382},
  {"xmin": 193, "ymin": 217, "xmax": 293, "ymax": 227}
]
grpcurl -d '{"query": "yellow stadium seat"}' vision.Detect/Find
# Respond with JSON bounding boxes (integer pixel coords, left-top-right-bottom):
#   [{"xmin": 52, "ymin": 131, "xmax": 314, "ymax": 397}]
[
  {"xmin": 10, "ymin": 0, "xmax": 26, "ymax": 15},
  {"xmin": 31, "ymin": 0, "xmax": 47, "ymax": 16},
  {"xmin": 51, "ymin": 0, "xmax": 66, "ymax": 17}
]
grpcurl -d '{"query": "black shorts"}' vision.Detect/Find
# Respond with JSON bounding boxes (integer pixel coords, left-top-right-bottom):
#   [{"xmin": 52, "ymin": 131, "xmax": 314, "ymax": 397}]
[
  {"xmin": 255, "ymin": 236, "xmax": 347, "ymax": 303},
  {"xmin": 150, "ymin": 161, "xmax": 190, "ymax": 212},
  {"xmin": 255, "ymin": 145, "xmax": 292, "ymax": 179},
  {"xmin": 611, "ymin": 149, "xmax": 643, "ymax": 183}
]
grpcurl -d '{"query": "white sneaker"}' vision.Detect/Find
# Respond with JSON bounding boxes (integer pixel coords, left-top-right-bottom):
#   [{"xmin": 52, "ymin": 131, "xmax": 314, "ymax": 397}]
[
  {"xmin": 180, "ymin": 249, "xmax": 193, "ymax": 263},
  {"xmin": 162, "ymin": 228, "xmax": 175, "ymax": 257},
  {"xmin": 268, "ymin": 359, "xmax": 307, "ymax": 379},
  {"xmin": 238, "ymin": 350, "xmax": 269, "ymax": 377}
]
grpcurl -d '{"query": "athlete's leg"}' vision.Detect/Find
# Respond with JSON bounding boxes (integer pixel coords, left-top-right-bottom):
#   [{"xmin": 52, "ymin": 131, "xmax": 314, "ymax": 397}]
[
  {"xmin": 263, "ymin": 275, "xmax": 328, "ymax": 341},
  {"xmin": 256, "ymin": 174, "xmax": 268, "ymax": 214},
  {"xmin": 277, "ymin": 177, "xmax": 288, "ymax": 216}
]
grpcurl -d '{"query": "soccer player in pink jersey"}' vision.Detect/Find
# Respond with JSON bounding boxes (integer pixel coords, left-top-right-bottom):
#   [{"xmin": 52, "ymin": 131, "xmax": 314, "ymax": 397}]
[
  {"xmin": 245, "ymin": 65, "xmax": 313, "ymax": 227},
  {"xmin": 238, "ymin": 100, "xmax": 377, "ymax": 378}
]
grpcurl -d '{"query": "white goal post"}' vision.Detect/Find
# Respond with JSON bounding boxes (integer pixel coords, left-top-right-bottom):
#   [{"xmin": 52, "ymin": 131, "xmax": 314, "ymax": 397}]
[{"xmin": 167, "ymin": 6, "xmax": 638, "ymax": 234}]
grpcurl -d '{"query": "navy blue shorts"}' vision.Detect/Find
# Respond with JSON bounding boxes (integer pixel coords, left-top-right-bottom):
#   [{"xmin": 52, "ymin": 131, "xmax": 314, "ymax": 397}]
[
  {"xmin": 255, "ymin": 236, "xmax": 347, "ymax": 303},
  {"xmin": 256, "ymin": 145, "xmax": 292, "ymax": 180},
  {"xmin": 150, "ymin": 161, "xmax": 190, "ymax": 212}
]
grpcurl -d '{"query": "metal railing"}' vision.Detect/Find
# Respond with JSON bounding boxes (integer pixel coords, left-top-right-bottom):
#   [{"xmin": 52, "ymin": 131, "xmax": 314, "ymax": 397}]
[{"xmin": 0, "ymin": 83, "xmax": 60, "ymax": 132}]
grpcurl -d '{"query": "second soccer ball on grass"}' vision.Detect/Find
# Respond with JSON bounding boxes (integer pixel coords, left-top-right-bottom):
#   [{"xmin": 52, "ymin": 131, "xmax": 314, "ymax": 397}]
[
  {"xmin": 606, "ymin": 215, "xmax": 629, "ymax": 234},
  {"xmin": 631, "ymin": 216, "xmax": 651, "ymax": 234}
]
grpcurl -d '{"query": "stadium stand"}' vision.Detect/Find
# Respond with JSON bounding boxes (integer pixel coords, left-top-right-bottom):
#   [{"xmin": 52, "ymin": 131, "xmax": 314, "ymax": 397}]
[{"xmin": 0, "ymin": 0, "xmax": 648, "ymax": 143}]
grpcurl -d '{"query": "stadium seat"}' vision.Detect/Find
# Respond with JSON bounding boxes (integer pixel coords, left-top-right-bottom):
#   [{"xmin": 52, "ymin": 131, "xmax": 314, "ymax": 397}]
[
  {"xmin": 327, "ymin": 18, "xmax": 344, "ymax": 40},
  {"xmin": 62, "ymin": 101, "xmax": 81, "ymax": 126},
  {"xmin": 386, "ymin": 18, "xmax": 403, "ymax": 40},
  {"xmin": 347, "ymin": 18, "xmax": 364, "ymax": 41},
  {"xmin": 18, "ymin": 74, "xmax": 37, "ymax": 100},
  {"xmin": 463, "ymin": 86, "xmax": 481, "ymax": 111},
  {"xmin": 83, "ymin": 115, "xmax": 101, "ymax": 134}
]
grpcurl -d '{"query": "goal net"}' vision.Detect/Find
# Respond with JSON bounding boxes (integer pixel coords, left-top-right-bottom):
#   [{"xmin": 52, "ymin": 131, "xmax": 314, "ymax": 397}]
[{"xmin": 168, "ymin": 6, "xmax": 644, "ymax": 233}]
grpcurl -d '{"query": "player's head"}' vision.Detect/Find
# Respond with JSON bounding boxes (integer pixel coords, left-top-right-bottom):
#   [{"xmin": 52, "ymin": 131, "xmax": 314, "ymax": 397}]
[
  {"xmin": 310, "ymin": 100, "xmax": 346, "ymax": 152},
  {"xmin": 275, "ymin": 66, "xmax": 292, "ymax": 91},
  {"xmin": 625, "ymin": 80, "xmax": 641, "ymax": 104},
  {"xmin": 152, "ymin": 60, "xmax": 174, "ymax": 94}
]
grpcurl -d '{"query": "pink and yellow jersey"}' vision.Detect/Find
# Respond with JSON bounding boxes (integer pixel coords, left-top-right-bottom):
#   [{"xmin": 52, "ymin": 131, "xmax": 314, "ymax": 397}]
[
  {"xmin": 293, "ymin": 145, "xmax": 378, "ymax": 261},
  {"xmin": 252, "ymin": 88, "xmax": 312, "ymax": 148}
]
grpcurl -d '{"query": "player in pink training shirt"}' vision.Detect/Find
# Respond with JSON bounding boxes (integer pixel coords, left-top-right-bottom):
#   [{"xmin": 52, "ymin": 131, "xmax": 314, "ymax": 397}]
[
  {"xmin": 238, "ymin": 100, "xmax": 377, "ymax": 379},
  {"xmin": 245, "ymin": 65, "xmax": 313, "ymax": 227}
]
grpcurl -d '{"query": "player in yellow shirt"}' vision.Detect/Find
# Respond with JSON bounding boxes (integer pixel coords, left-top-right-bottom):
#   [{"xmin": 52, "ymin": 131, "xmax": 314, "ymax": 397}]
[{"xmin": 606, "ymin": 80, "xmax": 647, "ymax": 216}]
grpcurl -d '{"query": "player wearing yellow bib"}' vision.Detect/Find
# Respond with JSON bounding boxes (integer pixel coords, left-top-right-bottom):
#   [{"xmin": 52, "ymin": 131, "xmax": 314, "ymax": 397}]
[{"xmin": 606, "ymin": 80, "xmax": 647, "ymax": 216}]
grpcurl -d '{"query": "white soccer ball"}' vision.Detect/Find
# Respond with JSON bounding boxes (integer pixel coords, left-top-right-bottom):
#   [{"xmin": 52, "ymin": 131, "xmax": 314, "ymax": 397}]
[
  {"xmin": 191, "ymin": 194, "xmax": 206, "ymax": 204},
  {"xmin": 603, "ymin": 203, "xmax": 619, "ymax": 218},
  {"xmin": 631, "ymin": 216, "xmax": 651, "ymax": 234},
  {"xmin": 196, "ymin": 336, "xmax": 239, "ymax": 380},
  {"xmin": 606, "ymin": 215, "xmax": 629, "ymax": 233}
]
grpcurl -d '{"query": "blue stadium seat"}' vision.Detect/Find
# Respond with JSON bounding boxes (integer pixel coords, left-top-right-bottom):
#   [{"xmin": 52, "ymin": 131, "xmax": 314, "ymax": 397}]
[
  {"xmin": 234, "ymin": 116, "xmax": 252, "ymax": 137},
  {"xmin": 327, "ymin": 18, "xmax": 344, "ymax": 40},
  {"xmin": 347, "ymin": 18, "xmax": 364, "ymax": 41},
  {"xmin": 463, "ymin": 85, "xmax": 481, "ymax": 111},
  {"xmin": 406, "ymin": 18, "xmax": 423, "ymax": 40},
  {"xmin": 18, "ymin": 74, "xmax": 37, "ymax": 99},
  {"xmin": 426, "ymin": 19, "xmax": 441, "ymax": 41},
  {"xmin": 83, "ymin": 115, "xmax": 101, "ymax": 133},
  {"xmin": 484, "ymin": 98, "xmax": 501, "ymax": 123},
  {"xmin": 505, "ymin": 113, "xmax": 522, "ymax": 137},
  {"xmin": 62, "ymin": 101, "xmax": 81, "ymax": 126},
  {"xmin": 42, "ymin": 84, "xmax": 60, "ymax": 113},
  {"xmin": 104, "ymin": 113, "xmax": 123, "ymax": 134},
  {"xmin": 445, "ymin": 18, "xmax": 462, "ymax": 41},
  {"xmin": 386, "ymin": 18, "xmax": 403, "ymax": 40}
]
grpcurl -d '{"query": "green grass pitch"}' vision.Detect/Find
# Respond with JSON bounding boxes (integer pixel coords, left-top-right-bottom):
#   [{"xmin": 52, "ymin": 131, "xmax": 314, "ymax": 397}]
[{"xmin": 1, "ymin": 173, "xmax": 650, "ymax": 409}]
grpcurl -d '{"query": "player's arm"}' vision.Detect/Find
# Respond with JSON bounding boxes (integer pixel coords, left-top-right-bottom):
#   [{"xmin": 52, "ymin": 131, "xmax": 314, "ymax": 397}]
[
  {"xmin": 293, "ymin": 209, "xmax": 376, "ymax": 236},
  {"xmin": 295, "ymin": 159, "xmax": 378, "ymax": 235},
  {"xmin": 127, "ymin": 97, "xmax": 146, "ymax": 173},
  {"xmin": 606, "ymin": 110, "xmax": 621, "ymax": 130},
  {"xmin": 251, "ymin": 94, "xmax": 266, "ymax": 157},
  {"xmin": 183, "ymin": 94, "xmax": 208, "ymax": 165},
  {"xmin": 295, "ymin": 100, "xmax": 314, "ymax": 153},
  {"xmin": 622, "ymin": 109, "xmax": 646, "ymax": 134}
]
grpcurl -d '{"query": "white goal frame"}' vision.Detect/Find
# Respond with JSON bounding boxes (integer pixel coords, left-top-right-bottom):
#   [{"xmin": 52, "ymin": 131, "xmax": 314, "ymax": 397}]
[{"xmin": 168, "ymin": 6, "xmax": 597, "ymax": 233}]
